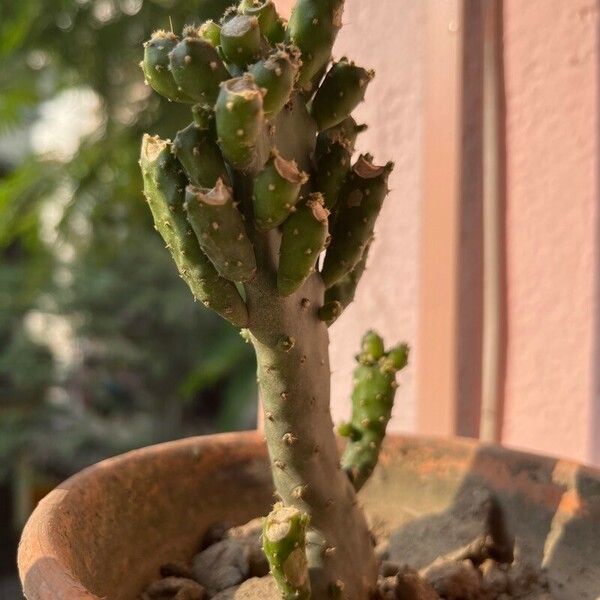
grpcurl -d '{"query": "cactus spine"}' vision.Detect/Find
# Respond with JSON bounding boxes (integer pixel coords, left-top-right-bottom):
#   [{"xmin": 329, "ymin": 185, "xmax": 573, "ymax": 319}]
[{"xmin": 139, "ymin": 1, "xmax": 406, "ymax": 597}]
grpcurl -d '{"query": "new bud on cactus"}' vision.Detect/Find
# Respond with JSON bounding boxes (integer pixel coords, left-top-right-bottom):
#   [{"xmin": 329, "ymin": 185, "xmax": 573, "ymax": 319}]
[
  {"xmin": 239, "ymin": 0, "xmax": 286, "ymax": 44},
  {"xmin": 198, "ymin": 20, "xmax": 221, "ymax": 46},
  {"xmin": 215, "ymin": 75, "xmax": 266, "ymax": 171},
  {"xmin": 317, "ymin": 300, "xmax": 342, "ymax": 325},
  {"xmin": 339, "ymin": 332, "xmax": 409, "ymax": 491},
  {"xmin": 253, "ymin": 152, "xmax": 307, "ymax": 230},
  {"xmin": 286, "ymin": 0, "xmax": 344, "ymax": 88},
  {"xmin": 278, "ymin": 193, "xmax": 329, "ymax": 296},
  {"xmin": 142, "ymin": 31, "xmax": 193, "ymax": 103},
  {"xmin": 191, "ymin": 103, "xmax": 215, "ymax": 130},
  {"xmin": 263, "ymin": 504, "xmax": 311, "ymax": 600},
  {"xmin": 322, "ymin": 156, "xmax": 393, "ymax": 287},
  {"xmin": 360, "ymin": 329, "xmax": 385, "ymax": 362},
  {"xmin": 140, "ymin": 135, "xmax": 248, "ymax": 326},
  {"xmin": 310, "ymin": 59, "xmax": 374, "ymax": 131},
  {"xmin": 169, "ymin": 30, "xmax": 229, "ymax": 104},
  {"xmin": 248, "ymin": 48, "xmax": 299, "ymax": 118},
  {"xmin": 220, "ymin": 15, "xmax": 263, "ymax": 68},
  {"xmin": 173, "ymin": 122, "xmax": 231, "ymax": 188},
  {"xmin": 184, "ymin": 179, "xmax": 257, "ymax": 282}
]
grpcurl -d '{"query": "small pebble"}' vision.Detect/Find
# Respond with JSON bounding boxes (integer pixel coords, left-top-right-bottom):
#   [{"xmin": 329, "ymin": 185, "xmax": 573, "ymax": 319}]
[{"xmin": 192, "ymin": 538, "xmax": 249, "ymax": 595}]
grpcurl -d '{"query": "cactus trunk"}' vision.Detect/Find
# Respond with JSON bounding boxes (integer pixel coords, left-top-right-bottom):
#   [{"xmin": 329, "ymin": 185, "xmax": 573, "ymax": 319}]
[{"xmin": 245, "ymin": 265, "xmax": 377, "ymax": 599}]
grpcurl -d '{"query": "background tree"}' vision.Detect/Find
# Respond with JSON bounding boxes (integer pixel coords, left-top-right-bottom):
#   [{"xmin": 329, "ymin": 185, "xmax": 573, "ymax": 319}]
[{"xmin": 0, "ymin": 0, "xmax": 256, "ymax": 485}]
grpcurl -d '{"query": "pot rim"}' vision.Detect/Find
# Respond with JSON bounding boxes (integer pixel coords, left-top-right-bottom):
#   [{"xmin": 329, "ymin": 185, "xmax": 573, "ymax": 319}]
[{"xmin": 17, "ymin": 431, "xmax": 600, "ymax": 599}]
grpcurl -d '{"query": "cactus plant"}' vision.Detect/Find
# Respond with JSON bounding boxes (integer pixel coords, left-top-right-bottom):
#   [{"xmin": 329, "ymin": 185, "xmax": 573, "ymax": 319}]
[{"xmin": 139, "ymin": 2, "xmax": 408, "ymax": 597}]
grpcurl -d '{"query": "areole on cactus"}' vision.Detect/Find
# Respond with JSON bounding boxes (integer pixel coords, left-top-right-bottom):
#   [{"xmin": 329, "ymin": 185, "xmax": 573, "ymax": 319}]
[{"xmin": 139, "ymin": 1, "xmax": 408, "ymax": 597}]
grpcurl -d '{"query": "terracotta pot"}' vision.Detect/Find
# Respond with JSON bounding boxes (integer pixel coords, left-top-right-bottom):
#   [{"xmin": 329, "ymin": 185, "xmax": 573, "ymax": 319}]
[{"xmin": 18, "ymin": 432, "xmax": 600, "ymax": 599}]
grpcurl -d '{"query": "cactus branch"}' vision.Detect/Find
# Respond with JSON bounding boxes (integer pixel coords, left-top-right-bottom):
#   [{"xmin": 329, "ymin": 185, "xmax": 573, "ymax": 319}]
[
  {"xmin": 248, "ymin": 48, "xmax": 299, "ymax": 118},
  {"xmin": 263, "ymin": 504, "xmax": 311, "ymax": 600},
  {"xmin": 169, "ymin": 31, "xmax": 229, "ymax": 104},
  {"xmin": 321, "ymin": 155, "xmax": 393, "ymax": 288},
  {"xmin": 184, "ymin": 179, "xmax": 257, "ymax": 282},
  {"xmin": 277, "ymin": 193, "xmax": 329, "ymax": 296},
  {"xmin": 140, "ymin": 135, "xmax": 248, "ymax": 326},
  {"xmin": 339, "ymin": 332, "xmax": 409, "ymax": 491},
  {"xmin": 173, "ymin": 121, "xmax": 231, "ymax": 188},
  {"xmin": 220, "ymin": 14, "xmax": 263, "ymax": 68},
  {"xmin": 239, "ymin": 0, "xmax": 286, "ymax": 45},
  {"xmin": 253, "ymin": 152, "xmax": 308, "ymax": 230},
  {"xmin": 310, "ymin": 59, "xmax": 374, "ymax": 131},
  {"xmin": 141, "ymin": 31, "xmax": 193, "ymax": 103},
  {"xmin": 215, "ymin": 75, "xmax": 269, "ymax": 171},
  {"xmin": 286, "ymin": 0, "xmax": 345, "ymax": 89},
  {"xmin": 319, "ymin": 242, "xmax": 371, "ymax": 325}
]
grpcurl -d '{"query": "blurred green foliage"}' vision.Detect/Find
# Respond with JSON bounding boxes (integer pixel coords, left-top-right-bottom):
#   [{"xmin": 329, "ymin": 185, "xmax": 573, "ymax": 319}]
[{"xmin": 0, "ymin": 0, "xmax": 256, "ymax": 480}]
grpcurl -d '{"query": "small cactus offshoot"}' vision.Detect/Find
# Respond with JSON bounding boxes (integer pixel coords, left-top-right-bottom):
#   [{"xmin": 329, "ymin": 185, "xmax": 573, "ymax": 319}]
[
  {"xmin": 263, "ymin": 504, "xmax": 311, "ymax": 600},
  {"xmin": 138, "ymin": 1, "xmax": 407, "ymax": 598},
  {"xmin": 339, "ymin": 331, "xmax": 409, "ymax": 491}
]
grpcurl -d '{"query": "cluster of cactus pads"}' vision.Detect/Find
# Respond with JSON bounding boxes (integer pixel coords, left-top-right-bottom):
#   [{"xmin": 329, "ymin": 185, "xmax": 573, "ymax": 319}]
[{"xmin": 139, "ymin": 0, "xmax": 408, "ymax": 597}]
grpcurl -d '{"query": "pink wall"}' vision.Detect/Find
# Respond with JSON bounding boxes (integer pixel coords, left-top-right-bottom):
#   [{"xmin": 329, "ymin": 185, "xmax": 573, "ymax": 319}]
[{"xmin": 502, "ymin": 0, "xmax": 599, "ymax": 464}]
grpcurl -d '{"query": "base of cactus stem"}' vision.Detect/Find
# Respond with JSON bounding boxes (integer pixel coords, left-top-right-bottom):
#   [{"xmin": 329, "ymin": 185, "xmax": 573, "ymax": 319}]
[{"xmin": 19, "ymin": 431, "xmax": 600, "ymax": 600}]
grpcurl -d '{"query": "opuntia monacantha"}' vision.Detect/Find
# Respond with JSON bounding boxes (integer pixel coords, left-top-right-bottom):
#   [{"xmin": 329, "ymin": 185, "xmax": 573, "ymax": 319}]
[{"xmin": 139, "ymin": 1, "xmax": 407, "ymax": 597}]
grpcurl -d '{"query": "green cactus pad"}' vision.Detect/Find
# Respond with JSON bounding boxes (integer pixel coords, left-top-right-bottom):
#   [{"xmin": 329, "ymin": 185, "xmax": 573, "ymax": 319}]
[
  {"xmin": 215, "ymin": 75, "xmax": 267, "ymax": 171},
  {"xmin": 141, "ymin": 31, "xmax": 193, "ymax": 103},
  {"xmin": 140, "ymin": 135, "xmax": 248, "ymax": 326},
  {"xmin": 253, "ymin": 152, "xmax": 307, "ymax": 230},
  {"xmin": 286, "ymin": 0, "xmax": 344, "ymax": 88},
  {"xmin": 184, "ymin": 179, "xmax": 257, "ymax": 282},
  {"xmin": 263, "ymin": 503, "xmax": 311, "ymax": 600},
  {"xmin": 248, "ymin": 49, "xmax": 299, "ymax": 118},
  {"xmin": 271, "ymin": 92, "xmax": 318, "ymax": 174},
  {"xmin": 172, "ymin": 122, "xmax": 230, "ymax": 188},
  {"xmin": 278, "ymin": 193, "xmax": 329, "ymax": 296},
  {"xmin": 310, "ymin": 59, "xmax": 374, "ymax": 131},
  {"xmin": 238, "ymin": 0, "xmax": 286, "ymax": 44},
  {"xmin": 320, "ymin": 244, "xmax": 370, "ymax": 325},
  {"xmin": 168, "ymin": 31, "xmax": 229, "ymax": 104},
  {"xmin": 314, "ymin": 118, "xmax": 366, "ymax": 212},
  {"xmin": 220, "ymin": 14, "xmax": 263, "ymax": 68},
  {"xmin": 198, "ymin": 20, "xmax": 221, "ymax": 47},
  {"xmin": 314, "ymin": 138, "xmax": 352, "ymax": 211},
  {"xmin": 339, "ymin": 332, "xmax": 409, "ymax": 491},
  {"xmin": 321, "ymin": 155, "xmax": 393, "ymax": 287}
]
